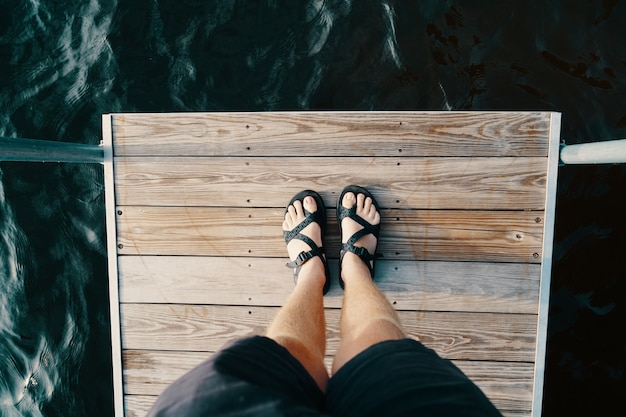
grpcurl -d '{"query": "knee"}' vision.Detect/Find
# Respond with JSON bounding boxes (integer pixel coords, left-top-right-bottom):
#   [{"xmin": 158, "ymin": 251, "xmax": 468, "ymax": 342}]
[
  {"xmin": 354, "ymin": 316, "xmax": 406, "ymax": 342},
  {"xmin": 270, "ymin": 335, "xmax": 328, "ymax": 387}
]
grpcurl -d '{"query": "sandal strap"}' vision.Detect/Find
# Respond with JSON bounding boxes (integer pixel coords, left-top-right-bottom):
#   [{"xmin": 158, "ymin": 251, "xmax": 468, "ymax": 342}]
[
  {"xmin": 283, "ymin": 208, "xmax": 324, "ymax": 268},
  {"xmin": 340, "ymin": 242, "xmax": 381, "ymax": 277},
  {"xmin": 285, "ymin": 246, "xmax": 325, "ymax": 269},
  {"xmin": 345, "ymin": 228, "xmax": 371, "ymax": 249},
  {"xmin": 337, "ymin": 204, "xmax": 381, "ymax": 266},
  {"xmin": 338, "ymin": 205, "xmax": 381, "ymax": 243},
  {"xmin": 282, "ymin": 209, "xmax": 323, "ymax": 242},
  {"xmin": 336, "ymin": 186, "xmax": 382, "ymax": 288},
  {"xmin": 282, "ymin": 190, "xmax": 331, "ymax": 294},
  {"xmin": 341, "ymin": 242, "xmax": 377, "ymax": 262}
]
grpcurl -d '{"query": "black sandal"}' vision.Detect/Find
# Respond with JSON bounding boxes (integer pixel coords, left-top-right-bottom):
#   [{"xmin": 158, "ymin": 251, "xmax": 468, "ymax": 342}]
[
  {"xmin": 283, "ymin": 190, "xmax": 331, "ymax": 294},
  {"xmin": 336, "ymin": 185, "xmax": 381, "ymax": 289}
]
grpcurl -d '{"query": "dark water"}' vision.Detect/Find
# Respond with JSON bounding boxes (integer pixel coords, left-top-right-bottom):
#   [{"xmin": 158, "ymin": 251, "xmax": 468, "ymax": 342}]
[{"xmin": 1, "ymin": 1, "xmax": 625, "ymax": 416}]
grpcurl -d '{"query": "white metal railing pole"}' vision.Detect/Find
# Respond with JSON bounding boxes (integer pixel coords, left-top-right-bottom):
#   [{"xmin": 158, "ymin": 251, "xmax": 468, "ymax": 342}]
[
  {"xmin": 0, "ymin": 136, "xmax": 104, "ymax": 163},
  {"xmin": 560, "ymin": 138, "xmax": 626, "ymax": 165}
]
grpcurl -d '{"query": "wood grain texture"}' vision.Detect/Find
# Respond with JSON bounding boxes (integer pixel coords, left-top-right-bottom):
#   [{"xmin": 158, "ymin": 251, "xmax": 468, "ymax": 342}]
[
  {"xmin": 111, "ymin": 111, "xmax": 550, "ymax": 157},
  {"xmin": 110, "ymin": 111, "xmax": 557, "ymax": 417},
  {"xmin": 113, "ymin": 156, "xmax": 547, "ymax": 210},
  {"xmin": 118, "ymin": 256, "xmax": 541, "ymax": 313},
  {"xmin": 120, "ymin": 304, "xmax": 537, "ymax": 362},
  {"xmin": 123, "ymin": 396, "xmax": 155, "ymax": 417},
  {"xmin": 115, "ymin": 206, "xmax": 544, "ymax": 262},
  {"xmin": 121, "ymin": 349, "xmax": 533, "ymax": 411},
  {"xmin": 123, "ymin": 394, "xmax": 530, "ymax": 417}
]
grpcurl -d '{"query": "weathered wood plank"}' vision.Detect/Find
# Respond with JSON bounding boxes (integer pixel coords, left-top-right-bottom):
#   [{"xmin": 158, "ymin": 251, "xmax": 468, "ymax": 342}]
[
  {"xmin": 113, "ymin": 156, "xmax": 547, "ymax": 210},
  {"xmin": 109, "ymin": 111, "xmax": 558, "ymax": 417},
  {"xmin": 120, "ymin": 304, "xmax": 537, "ymax": 362},
  {"xmin": 111, "ymin": 112, "xmax": 550, "ymax": 157},
  {"xmin": 122, "ymin": 349, "xmax": 533, "ymax": 411},
  {"xmin": 118, "ymin": 256, "xmax": 541, "ymax": 313},
  {"xmin": 115, "ymin": 207, "xmax": 544, "ymax": 263},
  {"xmin": 124, "ymin": 395, "xmax": 155, "ymax": 417},
  {"xmin": 121, "ymin": 350, "xmax": 531, "ymax": 398},
  {"xmin": 123, "ymin": 350, "xmax": 207, "ymax": 396},
  {"xmin": 123, "ymin": 394, "xmax": 530, "ymax": 417},
  {"xmin": 454, "ymin": 361, "xmax": 533, "ymax": 412}
]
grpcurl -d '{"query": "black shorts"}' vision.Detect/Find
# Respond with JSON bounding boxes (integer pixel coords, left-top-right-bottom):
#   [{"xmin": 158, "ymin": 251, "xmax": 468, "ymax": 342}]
[{"xmin": 147, "ymin": 336, "xmax": 503, "ymax": 417}]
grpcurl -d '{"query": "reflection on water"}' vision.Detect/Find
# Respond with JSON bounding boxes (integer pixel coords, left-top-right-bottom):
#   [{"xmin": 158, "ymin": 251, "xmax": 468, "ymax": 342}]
[
  {"xmin": 1, "ymin": 1, "xmax": 625, "ymax": 416},
  {"xmin": 0, "ymin": 177, "xmax": 54, "ymax": 417},
  {"xmin": 0, "ymin": 163, "xmax": 108, "ymax": 417},
  {"xmin": 2, "ymin": 3, "xmax": 115, "ymax": 412}
]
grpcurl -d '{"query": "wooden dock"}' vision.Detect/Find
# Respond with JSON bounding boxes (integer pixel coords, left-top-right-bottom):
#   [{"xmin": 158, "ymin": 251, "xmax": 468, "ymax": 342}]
[{"xmin": 102, "ymin": 111, "xmax": 561, "ymax": 417}]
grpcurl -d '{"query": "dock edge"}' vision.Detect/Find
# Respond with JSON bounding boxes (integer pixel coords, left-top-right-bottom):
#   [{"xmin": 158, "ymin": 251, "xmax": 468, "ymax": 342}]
[
  {"xmin": 102, "ymin": 114, "xmax": 125, "ymax": 417},
  {"xmin": 531, "ymin": 111, "xmax": 561, "ymax": 417}
]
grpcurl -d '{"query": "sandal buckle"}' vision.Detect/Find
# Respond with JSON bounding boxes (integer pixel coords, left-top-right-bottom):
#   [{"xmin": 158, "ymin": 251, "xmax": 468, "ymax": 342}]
[
  {"xmin": 352, "ymin": 245, "xmax": 371, "ymax": 259},
  {"xmin": 296, "ymin": 251, "xmax": 313, "ymax": 265}
]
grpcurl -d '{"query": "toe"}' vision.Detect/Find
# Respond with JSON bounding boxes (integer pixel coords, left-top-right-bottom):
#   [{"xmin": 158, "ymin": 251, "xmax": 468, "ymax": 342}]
[
  {"xmin": 292, "ymin": 199, "xmax": 304, "ymax": 217},
  {"xmin": 284, "ymin": 205, "xmax": 295, "ymax": 228},
  {"xmin": 363, "ymin": 195, "xmax": 372, "ymax": 212},
  {"xmin": 302, "ymin": 195, "xmax": 317, "ymax": 214},
  {"xmin": 282, "ymin": 216, "xmax": 291, "ymax": 232},
  {"xmin": 356, "ymin": 193, "xmax": 365, "ymax": 208},
  {"xmin": 369, "ymin": 202, "xmax": 378, "ymax": 217},
  {"xmin": 284, "ymin": 201, "xmax": 304, "ymax": 231},
  {"xmin": 342, "ymin": 192, "xmax": 356, "ymax": 209}
]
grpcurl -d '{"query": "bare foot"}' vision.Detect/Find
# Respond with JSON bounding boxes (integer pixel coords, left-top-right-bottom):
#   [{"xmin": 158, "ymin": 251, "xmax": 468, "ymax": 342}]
[
  {"xmin": 283, "ymin": 196, "xmax": 326, "ymax": 285},
  {"xmin": 340, "ymin": 192, "xmax": 380, "ymax": 281}
]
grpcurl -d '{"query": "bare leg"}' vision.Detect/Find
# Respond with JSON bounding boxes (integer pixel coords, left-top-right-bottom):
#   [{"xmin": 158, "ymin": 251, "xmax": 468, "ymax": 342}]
[
  {"xmin": 266, "ymin": 196, "xmax": 329, "ymax": 391},
  {"xmin": 332, "ymin": 192, "xmax": 406, "ymax": 375}
]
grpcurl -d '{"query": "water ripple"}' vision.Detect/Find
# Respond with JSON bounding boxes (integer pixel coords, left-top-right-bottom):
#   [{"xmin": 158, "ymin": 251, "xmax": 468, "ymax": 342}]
[{"xmin": 0, "ymin": 177, "xmax": 57, "ymax": 417}]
